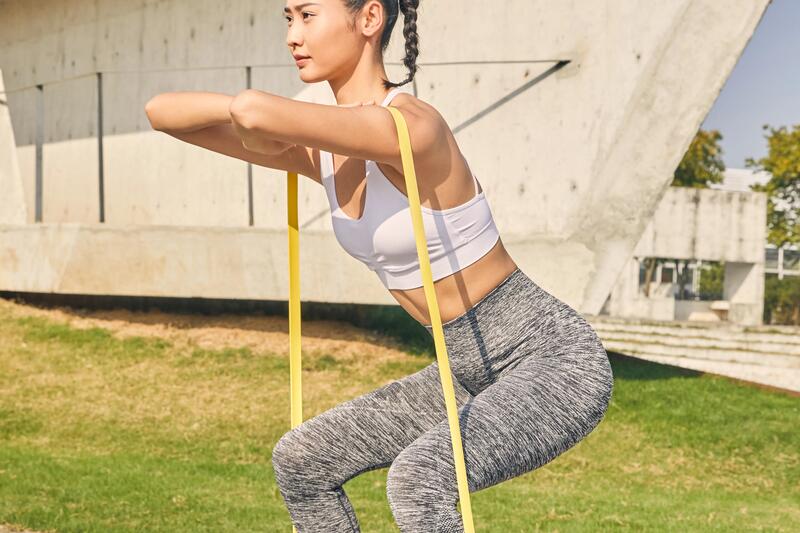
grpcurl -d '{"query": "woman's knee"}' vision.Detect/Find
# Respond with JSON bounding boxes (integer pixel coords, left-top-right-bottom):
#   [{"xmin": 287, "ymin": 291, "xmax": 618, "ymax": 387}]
[
  {"xmin": 387, "ymin": 442, "xmax": 464, "ymax": 531},
  {"xmin": 271, "ymin": 426, "xmax": 332, "ymax": 493},
  {"xmin": 385, "ymin": 443, "xmax": 439, "ymax": 512},
  {"xmin": 271, "ymin": 428, "xmax": 303, "ymax": 487}
]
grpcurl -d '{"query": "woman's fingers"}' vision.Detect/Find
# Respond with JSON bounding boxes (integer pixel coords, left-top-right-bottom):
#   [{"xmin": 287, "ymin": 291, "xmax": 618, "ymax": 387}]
[{"xmin": 339, "ymin": 100, "xmax": 376, "ymax": 107}]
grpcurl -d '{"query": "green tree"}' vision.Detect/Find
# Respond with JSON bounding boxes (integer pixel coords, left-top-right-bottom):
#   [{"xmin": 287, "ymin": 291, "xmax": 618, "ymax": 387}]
[
  {"xmin": 672, "ymin": 129, "xmax": 726, "ymax": 188},
  {"xmin": 764, "ymin": 274, "xmax": 800, "ymax": 325},
  {"xmin": 745, "ymin": 124, "xmax": 800, "ymax": 248},
  {"xmin": 698, "ymin": 261, "xmax": 724, "ymax": 300}
]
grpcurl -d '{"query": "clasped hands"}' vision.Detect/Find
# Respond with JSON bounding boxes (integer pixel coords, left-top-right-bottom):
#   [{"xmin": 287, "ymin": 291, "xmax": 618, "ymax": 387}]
[{"xmin": 229, "ymin": 90, "xmax": 375, "ymax": 155}]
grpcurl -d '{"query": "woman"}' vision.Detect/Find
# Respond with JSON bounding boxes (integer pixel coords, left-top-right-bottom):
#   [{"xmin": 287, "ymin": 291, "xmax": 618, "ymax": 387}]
[{"xmin": 145, "ymin": 1, "xmax": 613, "ymax": 531}]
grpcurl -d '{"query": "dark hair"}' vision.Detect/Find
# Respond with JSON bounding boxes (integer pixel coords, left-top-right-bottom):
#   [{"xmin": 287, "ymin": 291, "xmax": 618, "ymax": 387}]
[{"xmin": 343, "ymin": 0, "xmax": 420, "ymax": 89}]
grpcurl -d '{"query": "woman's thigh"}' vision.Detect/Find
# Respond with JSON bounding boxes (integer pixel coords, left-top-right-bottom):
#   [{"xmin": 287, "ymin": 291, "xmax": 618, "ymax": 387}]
[
  {"xmin": 385, "ymin": 350, "xmax": 612, "ymax": 527},
  {"xmin": 461, "ymin": 352, "xmax": 613, "ymax": 489},
  {"xmin": 271, "ymin": 360, "xmax": 474, "ymax": 491}
]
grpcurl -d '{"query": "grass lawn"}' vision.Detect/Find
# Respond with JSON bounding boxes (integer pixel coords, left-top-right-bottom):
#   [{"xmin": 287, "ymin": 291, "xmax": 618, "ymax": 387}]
[{"xmin": 0, "ymin": 297, "xmax": 797, "ymax": 532}]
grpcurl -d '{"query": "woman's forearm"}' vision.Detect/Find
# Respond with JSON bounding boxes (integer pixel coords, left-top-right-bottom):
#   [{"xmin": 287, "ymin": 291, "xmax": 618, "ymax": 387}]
[
  {"xmin": 144, "ymin": 90, "xmax": 293, "ymax": 154},
  {"xmin": 145, "ymin": 91, "xmax": 234, "ymax": 133}
]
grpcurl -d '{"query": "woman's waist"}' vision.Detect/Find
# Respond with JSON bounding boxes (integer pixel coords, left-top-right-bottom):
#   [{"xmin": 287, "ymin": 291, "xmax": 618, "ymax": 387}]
[{"xmin": 392, "ymin": 239, "xmax": 518, "ymax": 327}]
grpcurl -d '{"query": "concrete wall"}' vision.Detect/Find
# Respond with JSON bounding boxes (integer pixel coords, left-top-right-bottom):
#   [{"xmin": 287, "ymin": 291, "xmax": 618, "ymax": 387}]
[
  {"xmin": 0, "ymin": 0, "xmax": 772, "ymax": 312},
  {"xmin": 635, "ymin": 187, "xmax": 767, "ymax": 264}
]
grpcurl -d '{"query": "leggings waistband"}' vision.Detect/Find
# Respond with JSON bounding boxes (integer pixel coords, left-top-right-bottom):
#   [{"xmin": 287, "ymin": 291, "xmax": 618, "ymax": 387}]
[{"xmin": 423, "ymin": 267, "xmax": 524, "ymax": 335}]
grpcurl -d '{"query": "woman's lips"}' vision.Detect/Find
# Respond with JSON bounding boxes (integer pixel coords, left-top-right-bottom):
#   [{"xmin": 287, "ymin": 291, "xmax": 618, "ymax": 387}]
[{"xmin": 295, "ymin": 57, "xmax": 310, "ymax": 67}]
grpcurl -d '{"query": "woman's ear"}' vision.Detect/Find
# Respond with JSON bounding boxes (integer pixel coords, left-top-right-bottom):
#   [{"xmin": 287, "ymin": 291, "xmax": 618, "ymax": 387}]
[{"xmin": 360, "ymin": 0, "xmax": 386, "ymax": 39}]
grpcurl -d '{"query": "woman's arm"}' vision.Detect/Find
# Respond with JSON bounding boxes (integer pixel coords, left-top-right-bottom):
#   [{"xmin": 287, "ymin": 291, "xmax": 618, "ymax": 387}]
[
  {"xmin": 228, "ymin": 92, "xmax": 376, "ymax": 156},
  {"xmin": 226, "ymin": 89, "xmax": 445, "ymax": 169},
  {"xmin": 144, "ymin": 92, "xmax": 233, "ymax": 133},
  {"xmin": 144, "ymin": 91, "xmax": 293, "ymax": 154}
]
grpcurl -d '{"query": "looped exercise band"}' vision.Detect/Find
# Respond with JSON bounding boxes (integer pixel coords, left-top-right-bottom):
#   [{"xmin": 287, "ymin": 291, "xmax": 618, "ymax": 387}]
[{"xmin": 285, "ymin": 105, "xmax": 476, "ymax": 532}]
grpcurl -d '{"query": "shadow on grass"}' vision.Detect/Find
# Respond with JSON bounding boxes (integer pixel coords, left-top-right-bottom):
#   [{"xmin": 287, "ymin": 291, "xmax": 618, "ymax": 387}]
[{"xmin": 606, "ymin": 351, "xmax": 703, "ymax": 381}]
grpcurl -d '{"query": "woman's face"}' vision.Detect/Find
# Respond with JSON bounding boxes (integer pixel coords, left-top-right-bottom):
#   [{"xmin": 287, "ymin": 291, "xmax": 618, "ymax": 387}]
[{"xmin": 284, "ymin": 0, "xmax": 382, "ymax": 83}]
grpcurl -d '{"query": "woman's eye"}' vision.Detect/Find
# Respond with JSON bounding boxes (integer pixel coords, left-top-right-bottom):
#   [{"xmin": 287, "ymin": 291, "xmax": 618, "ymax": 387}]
[{"xmin": 285, "ymin": 12, "xmax": 312, "ymax": 23}]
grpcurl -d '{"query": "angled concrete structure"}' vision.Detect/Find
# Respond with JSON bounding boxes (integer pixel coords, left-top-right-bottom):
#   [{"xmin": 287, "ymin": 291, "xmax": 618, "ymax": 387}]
[{"xmin": 0, "ymin": 0, "xmax": 773, "ymax": 316}]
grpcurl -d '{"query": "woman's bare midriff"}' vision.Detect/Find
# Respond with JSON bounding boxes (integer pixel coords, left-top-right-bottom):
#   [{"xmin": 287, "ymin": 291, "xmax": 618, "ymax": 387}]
[{"xmin": 388, "ymin": 237, "xmax": 519, "ymax": 327}]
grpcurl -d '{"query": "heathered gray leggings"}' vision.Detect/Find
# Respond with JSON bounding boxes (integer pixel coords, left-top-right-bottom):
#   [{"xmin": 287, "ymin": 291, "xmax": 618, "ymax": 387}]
[{"xmin": 271, "ymin": 267, "xmax": 614, "ymax": 532}]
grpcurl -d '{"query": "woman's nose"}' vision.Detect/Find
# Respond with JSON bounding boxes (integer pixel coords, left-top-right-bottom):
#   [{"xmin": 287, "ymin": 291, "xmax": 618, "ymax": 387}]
[{"xmin": 286, "ymin": 26, "xmax": 303, "ymax": 49}]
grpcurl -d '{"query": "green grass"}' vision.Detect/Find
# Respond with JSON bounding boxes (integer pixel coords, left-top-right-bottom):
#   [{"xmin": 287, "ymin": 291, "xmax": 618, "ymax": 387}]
[{"xmin": 0, "ymin": 306, "xmax": 798, "ymax": 532}]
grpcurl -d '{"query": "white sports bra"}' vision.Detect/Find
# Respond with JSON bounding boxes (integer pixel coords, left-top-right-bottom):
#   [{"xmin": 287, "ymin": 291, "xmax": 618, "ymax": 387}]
[{"xmin": 320, "ymin": 87, "xmax": 501, "ymax": 290}]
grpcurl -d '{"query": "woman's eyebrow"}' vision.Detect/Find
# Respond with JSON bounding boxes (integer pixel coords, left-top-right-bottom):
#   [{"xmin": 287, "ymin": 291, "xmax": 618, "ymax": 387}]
[{"xmin": 283, "ymin": 2, "xmax": 321, "ymax": 13}]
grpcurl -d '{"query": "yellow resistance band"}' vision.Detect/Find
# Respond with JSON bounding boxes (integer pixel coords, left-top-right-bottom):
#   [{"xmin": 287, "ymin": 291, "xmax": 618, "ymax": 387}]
[
  {"xmin": 286, "ymin": 170, "xmax": 302, "ymax": 533},
  {"xmin": 285, "ymin": 106, "xmax": 476, "ymax": 532}
]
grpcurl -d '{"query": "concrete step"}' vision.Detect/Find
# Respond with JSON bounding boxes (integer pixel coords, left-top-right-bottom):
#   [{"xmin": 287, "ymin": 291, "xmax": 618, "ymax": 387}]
[
  {"xmin": 600, "ymin": 339, "xmax": 800, "ymax": 368},
  {"xmin": 614, "ymin": 349, "xmax": 800, "ymax": 393},
  {"xmin": 583, "ymin": 315, "xmax": 800, "ymax": 393},
  {"xmin": 585, "ymin": 314, "xmax": 800, "ymax": 338},
  {"xmin": 593, "ymin": 328, "xmax": 800, "ymax": 358},
  {"xmin": 588, "ymin": 321, "xmax": 800, "ymax": 353}
]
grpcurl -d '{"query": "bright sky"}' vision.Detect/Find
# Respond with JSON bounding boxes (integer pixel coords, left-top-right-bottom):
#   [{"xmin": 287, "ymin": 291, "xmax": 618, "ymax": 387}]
[{"xmin": 701, "ymin": 0, "xmax": 800, "ymax": 169}]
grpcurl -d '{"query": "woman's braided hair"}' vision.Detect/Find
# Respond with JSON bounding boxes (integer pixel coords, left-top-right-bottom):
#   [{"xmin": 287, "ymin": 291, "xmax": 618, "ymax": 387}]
[{"xmin": 343, "ymin": 0, "xmax": 420, "ymax": 89}]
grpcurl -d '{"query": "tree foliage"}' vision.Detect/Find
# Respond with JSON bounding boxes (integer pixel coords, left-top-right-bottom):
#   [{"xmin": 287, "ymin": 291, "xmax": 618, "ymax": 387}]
[
  {"xmin": 698, "ymin": 261, "xmax": 724, "ymax": 300},
  {"xmin": 745, "ymin": 124, "xmax": 800, "ymax": 248},
  {"xmin": 672, "ymin": 129, "xmax": 726, "ymax": 188},
  {"xmin": 764, "ymin": 275, "xmax": 800, "ymax": 325}
]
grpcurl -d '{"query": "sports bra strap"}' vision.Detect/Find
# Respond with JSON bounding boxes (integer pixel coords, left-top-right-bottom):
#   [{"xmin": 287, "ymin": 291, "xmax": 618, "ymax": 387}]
[{"xmin": 380, "ymin": 87, "xmax": 404, "ymax": 107}]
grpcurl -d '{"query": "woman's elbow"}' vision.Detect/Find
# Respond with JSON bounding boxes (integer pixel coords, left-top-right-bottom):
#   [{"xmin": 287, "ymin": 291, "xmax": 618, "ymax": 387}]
[
  {"xmin": 229, "ymin": 90, "xmax": 269, "ymax": 130},
  {"xmin": 228, "ymin": 94, "xmax": 251, "ymax": 129}
]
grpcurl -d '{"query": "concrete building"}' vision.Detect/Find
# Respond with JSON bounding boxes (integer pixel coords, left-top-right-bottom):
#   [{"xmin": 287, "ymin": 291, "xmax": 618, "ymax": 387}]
[
  {"xmin": 603, "ymin": 168, "xmax": 771, "ymax": 325},
  {"xmin": 0, "ymin": 0, "xmax": 773, "ymax": 320}
]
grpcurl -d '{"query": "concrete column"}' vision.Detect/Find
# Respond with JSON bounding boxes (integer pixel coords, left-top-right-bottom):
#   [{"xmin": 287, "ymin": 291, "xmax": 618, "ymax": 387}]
[
  {"xmin": 724, "ymin": 261, "xmax": 765, "ymax": 325},
  {"xmin": 0, "ymin": 68, "xmax": 27, "ymax": 224}
]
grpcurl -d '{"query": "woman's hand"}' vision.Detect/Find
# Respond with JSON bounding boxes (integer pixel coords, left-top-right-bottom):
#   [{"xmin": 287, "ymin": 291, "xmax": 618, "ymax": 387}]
[
  {"xmin": 228, "ymin": 91, "xmax": 296, "ymax": 155},
  {"xmin": 338, "ymin": 100, "xmax": 375, "ymax": 107},
  {"xmin": 229, "ymin": 95, "xmax": 375, "ymax": 154}
]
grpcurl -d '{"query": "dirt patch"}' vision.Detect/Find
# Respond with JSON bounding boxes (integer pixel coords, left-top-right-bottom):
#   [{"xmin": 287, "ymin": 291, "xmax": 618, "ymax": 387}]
[
  {"xmin": 0, "ymin": 296, "xmax": 415, "ymax": 367},
  {"xmin": 0, "ymin": 525, "xmax": 50, "ymax": 533}
]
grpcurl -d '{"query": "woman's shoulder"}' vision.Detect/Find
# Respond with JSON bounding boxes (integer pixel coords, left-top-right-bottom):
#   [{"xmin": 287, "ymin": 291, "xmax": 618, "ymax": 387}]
[
  {"xmin": 388, "ymin": 91, "xmax": 451, "ymax": 156},
  {"xmin": 391, "ymin": 92, "xmax": 448, "ymax": 128},
  {"xmin": 384, "ymin": 92, "xmax": 467, "ymax": 190}
]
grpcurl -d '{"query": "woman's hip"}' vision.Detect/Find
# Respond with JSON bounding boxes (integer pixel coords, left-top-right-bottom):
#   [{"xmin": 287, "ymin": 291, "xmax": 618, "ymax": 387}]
[{"xmin": 425, "ymin": 267, "xmax": 611, "ymax": 395}]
